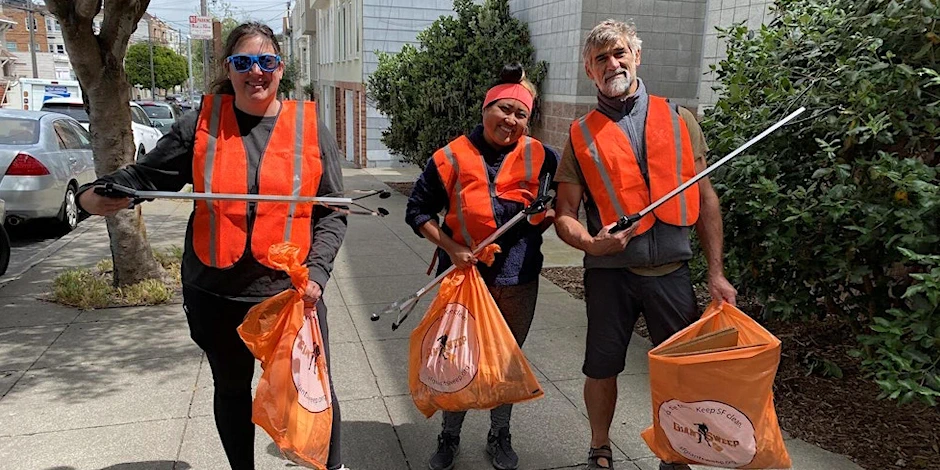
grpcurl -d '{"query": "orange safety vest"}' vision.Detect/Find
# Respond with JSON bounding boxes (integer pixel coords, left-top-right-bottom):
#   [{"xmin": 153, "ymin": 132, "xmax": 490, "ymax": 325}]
[
  {"xmin": 191, "ymin": 94, "xmax": 322, "ymax": 269},
  {"xmin": 432, "ymin": 135, "xmax": 546, "ymax": 248},
  {"xmin": 569, "ymin": 95, "xmax": 699, "ymax": 235}
]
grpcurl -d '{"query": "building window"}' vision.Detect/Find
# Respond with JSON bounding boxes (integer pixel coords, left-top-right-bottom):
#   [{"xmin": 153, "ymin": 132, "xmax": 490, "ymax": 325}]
[
  {"xmin": 337, "ymin": 5, "xmax": 346, "ymax": 61},
  {"xmin": 354, "ymin": 1, "xmax": 359, "ymax": 56},
  {"xmin": 56, "ymin": 44, "xmax": 65, "ymax": 54},
  {"xmin": 46, "ymin": 18, "xmax": 60, "ymax": 32},
  {"xmin": 6, "ymin": 41, "xmax": 17, "ymax": 51}
]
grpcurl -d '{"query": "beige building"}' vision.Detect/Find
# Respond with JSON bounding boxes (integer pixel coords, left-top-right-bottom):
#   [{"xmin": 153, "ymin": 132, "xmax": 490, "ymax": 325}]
[{"xmin": 0, "ymin": 6, "xmax": 17, "ymax": 105}]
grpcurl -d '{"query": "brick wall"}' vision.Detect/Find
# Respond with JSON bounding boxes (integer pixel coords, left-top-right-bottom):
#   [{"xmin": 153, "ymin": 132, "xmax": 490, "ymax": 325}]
[
  {"xmin": 3, "ymin": 9, "xmax": 48, "ymax": 54},
  {"xmin": 333, "ymin": 81, "xmax": 367, "ymax": 168}
]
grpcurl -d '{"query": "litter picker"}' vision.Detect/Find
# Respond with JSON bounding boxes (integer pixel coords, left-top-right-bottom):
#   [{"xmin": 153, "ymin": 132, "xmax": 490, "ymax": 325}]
[
  {"xmin": 609, "ymin": 106, "xmax": 806, "ymax": 233},
  {"xmin": 371, "ymin": 174, "xmax": 554, "ymax": 330},
  {"xmin": 93, "ymin": 182, "xmax": 391, "ymax": 217}
]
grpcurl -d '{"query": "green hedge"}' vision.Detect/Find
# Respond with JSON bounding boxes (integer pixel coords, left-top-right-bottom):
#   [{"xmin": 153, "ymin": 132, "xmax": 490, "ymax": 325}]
[
  {"xmin": 702, "ymin": 0, "xmax": 939, "ymax": 405},
  {"xmin": 367, "ymin": 0, "xmax": 547, "ymax": 166}
]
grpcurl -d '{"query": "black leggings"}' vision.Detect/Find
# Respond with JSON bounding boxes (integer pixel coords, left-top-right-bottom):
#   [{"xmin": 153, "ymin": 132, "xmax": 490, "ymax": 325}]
[{"xmin": 183, "ymin": 286, "xmax": 342, "ymax": 470}]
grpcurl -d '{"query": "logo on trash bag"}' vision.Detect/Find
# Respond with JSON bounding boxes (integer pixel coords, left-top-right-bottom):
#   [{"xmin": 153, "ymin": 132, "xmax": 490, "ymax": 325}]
[
  {"xmin": 659, "ymin": 399, "xmax": 757, "ymax": 467},
  {"xmin": 419, "ymin": 302, "xmax": 480, "ymax": 393},
  {"xmin": 291, "ymin": 308, "xmax": 331, "ymax": 413}
]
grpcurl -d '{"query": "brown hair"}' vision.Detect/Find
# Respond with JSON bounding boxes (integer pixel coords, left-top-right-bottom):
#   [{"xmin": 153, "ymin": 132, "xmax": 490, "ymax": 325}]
[{"xmin": 208, "ymin": 22, "xmax": 282, "ymax": 95}]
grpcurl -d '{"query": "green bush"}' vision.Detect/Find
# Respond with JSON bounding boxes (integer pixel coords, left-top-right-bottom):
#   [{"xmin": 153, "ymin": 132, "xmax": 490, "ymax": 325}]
[
  {"xmin": 367, "ymin": 0, "xmax": 547, "ymax": 166},
  {"xmin": 702, "ymin": 0, "xmax": 939, "ymax": 405}
]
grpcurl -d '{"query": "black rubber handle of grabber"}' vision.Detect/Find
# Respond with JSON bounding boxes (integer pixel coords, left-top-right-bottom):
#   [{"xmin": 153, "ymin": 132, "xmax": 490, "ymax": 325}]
[
  {"xmin": 523, "ymin": 173, "xmax": 553, "ymax": 215},
  {"xmin": 609, "ymin": 214, "xmax": 642, "ymax": 234},
  {"xmin": 94, "ymin": 182, "xmax": 138, "ymax": 199},
  {"xmin": 93, "ymin": 182, "xmax": 151, "ymax": 207}
]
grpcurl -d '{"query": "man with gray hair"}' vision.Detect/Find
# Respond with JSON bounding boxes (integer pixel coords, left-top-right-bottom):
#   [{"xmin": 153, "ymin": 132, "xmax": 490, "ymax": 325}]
[{"xmin": 553, "ymin": 19, "xmax": 737, "ymax": 470}]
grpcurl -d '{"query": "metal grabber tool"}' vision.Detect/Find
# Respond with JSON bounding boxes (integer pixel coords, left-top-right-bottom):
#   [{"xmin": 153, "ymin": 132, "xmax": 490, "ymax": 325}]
[
  {"xmin": 93, "ymin": 183, "xmax": 392, "ymax": 217},
  {"xmin": 371, "ymin": 173, "xmax": 554, "ymax": 330},
  {"xmin": 608, "ymin": 106, "xmax": 806, "ymax": 234}
]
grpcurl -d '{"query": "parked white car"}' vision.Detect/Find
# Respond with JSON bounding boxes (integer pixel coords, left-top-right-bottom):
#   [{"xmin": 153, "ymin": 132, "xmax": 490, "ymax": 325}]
[{"xmin": 40, "ymin": 97, "xmax": 162, "ymax": 160}]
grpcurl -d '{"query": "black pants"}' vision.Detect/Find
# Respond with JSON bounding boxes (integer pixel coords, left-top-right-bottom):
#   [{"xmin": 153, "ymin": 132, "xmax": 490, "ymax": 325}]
[
  {"xmin": 183, "ymin": 286, "xmax": 342, "ymax": 470},
  {"xmin": 582, "ymin": 264, "xmax": 698, "ymax": 379},
  {"xmin": 441, "ymin": 279, "xmax": 539, "ymax": 436}
]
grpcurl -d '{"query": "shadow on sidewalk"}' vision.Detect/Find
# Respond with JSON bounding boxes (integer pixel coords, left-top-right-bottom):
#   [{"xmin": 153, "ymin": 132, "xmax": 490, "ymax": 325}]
[
  {"xmin": 46, "ymin": 461, "xmax": 191, "ymax": 470},
  {"xmin": 1, "ymin": 308, "xmax": 198, "ymax": 404},
  {"xmin": 263, "ymin": 420, "xmax": 425, "ymax": 470}
]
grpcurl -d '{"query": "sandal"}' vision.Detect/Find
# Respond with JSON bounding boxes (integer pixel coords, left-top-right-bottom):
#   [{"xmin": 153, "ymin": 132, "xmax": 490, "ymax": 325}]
[{"xmin": 587, "ymin": 445, "xmax": 614, "ymax": 469}]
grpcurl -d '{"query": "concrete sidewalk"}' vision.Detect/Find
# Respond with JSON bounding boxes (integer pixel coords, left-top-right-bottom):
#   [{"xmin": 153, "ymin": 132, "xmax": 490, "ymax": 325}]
[{"xmin": 0, "ymin": 168, "xmax": 863, "ymax": 470}]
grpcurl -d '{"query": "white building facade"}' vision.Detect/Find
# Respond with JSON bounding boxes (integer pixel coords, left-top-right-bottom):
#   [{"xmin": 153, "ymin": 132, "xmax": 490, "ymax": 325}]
[
  {"xmin": 289, "ymin": 0, "xmax": 780, "ymax": 166},
  {"xmin": 302, "ymin": 0, "xmax": 456, "ymax": 167}
]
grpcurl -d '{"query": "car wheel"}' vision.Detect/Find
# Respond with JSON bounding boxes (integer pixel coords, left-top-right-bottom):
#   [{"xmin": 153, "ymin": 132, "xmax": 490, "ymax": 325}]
[
  {"xmin": 57, "ymin": 184, "xmax": 79, "ymax": 234},
  {"xmin": 0, "ymin": 224, "xmax": 10, "ymax": 276},
  {"xmin": 137, "ymin": 145, "xmax": 145, "ymax": 160}
]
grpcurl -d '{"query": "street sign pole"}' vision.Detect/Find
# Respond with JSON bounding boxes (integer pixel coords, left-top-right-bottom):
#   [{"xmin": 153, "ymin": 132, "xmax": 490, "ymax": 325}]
[{"xmin": 189, "ymin": 12, "xmax": 213, "ymax": 93}]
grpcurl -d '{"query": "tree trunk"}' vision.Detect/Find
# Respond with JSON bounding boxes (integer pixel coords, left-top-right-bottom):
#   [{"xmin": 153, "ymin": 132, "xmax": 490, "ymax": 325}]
[
  {"xmin": 48, "ymin": 0, "xmax": 163, "ymax": 286},
  {"xmin": 91, "ymin": 71, "xmax": 164, "ymax": 286}
]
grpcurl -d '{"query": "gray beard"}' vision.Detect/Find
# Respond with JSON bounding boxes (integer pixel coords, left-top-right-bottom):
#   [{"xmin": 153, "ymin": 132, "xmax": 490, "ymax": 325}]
[{"xmin": 602, "ymin": 72, "xmax": 632, "ymax": 98}]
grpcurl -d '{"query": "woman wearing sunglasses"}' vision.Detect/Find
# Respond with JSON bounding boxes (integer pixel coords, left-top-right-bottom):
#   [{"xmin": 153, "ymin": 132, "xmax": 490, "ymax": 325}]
[
  {"xmin": 76, "ymin": 22, "xmax": 348, "ymax": 470},
  {"xmin": 405, "ymin": 63, "xmax": 559, "ymax": 470}
]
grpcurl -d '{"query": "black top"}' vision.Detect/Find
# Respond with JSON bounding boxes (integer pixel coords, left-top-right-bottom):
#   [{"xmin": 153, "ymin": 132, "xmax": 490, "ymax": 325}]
[
  {"xmin": 77, "ymin": 102, "xmax": 347, "ymax": 301},
  {"xmin": 405, "ymin": 125, "xmax": 559, "ymax": 286}
]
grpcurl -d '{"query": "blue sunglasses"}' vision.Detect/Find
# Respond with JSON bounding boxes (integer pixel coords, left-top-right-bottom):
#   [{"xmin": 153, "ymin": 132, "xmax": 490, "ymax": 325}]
[{"xmin": 226, "ymin": 54, "xmax": 281, "ymax": 73}]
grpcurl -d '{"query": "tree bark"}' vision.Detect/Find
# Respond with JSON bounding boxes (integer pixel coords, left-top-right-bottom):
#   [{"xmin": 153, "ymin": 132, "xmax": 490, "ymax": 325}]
[{"xmin": 47, "ymin": 0, "xmax": 163, "ymax": 286}]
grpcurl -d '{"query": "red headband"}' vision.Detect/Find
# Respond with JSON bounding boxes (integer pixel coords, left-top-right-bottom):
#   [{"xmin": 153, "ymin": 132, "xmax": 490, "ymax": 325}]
[{"xmin": 483, "ymin": 83, "xmax": 533, "ymax": 112}]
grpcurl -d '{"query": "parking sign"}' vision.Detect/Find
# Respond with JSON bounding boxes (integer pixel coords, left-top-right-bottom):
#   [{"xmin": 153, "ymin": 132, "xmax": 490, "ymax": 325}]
[{"xmin": 189, "ymin": 15, "xmax": 213, "ymax": 40}]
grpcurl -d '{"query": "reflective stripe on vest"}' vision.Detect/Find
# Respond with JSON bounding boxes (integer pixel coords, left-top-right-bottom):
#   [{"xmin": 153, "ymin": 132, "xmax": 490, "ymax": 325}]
[
  {"xmin": 439, "ymin": 143, "xmax": 475, "ymax": 248},
  {"xmin": 204, "ymin": 95, "xmax": 224, "ymax": 266},
  {"xmin": 192, "ymin": 95, "xmax": 322, "ymax": 269},
  {"xmin": 569, "ymin": 95, "xmax": 699, "ymax": 235},
  {"xmin": 432, "ymin": 135, "xmax": 546, "ymax": 247}
]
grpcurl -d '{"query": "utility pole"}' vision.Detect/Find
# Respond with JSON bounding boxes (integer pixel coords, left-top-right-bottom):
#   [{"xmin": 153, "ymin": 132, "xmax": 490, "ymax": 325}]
[
  {"xmin": 26, "ymin": 0, "xmax": 38, "ymax": 78},
  {"xmin": 201, "ymin": 0, "xmax": 209, "ymax": 92},
  {"xmin": 148, "ymin": 24, "xmax": 156, "ymax": 99},
  {"xmin": 187, "ymin": 36, "xmax": 195, "ymax": 103}
]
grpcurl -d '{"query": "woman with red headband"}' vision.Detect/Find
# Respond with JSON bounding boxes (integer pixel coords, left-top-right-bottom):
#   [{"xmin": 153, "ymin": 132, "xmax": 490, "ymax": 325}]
[{"xmin": 405, "ymin": 63, "xmax": 559, "ymax": 470}]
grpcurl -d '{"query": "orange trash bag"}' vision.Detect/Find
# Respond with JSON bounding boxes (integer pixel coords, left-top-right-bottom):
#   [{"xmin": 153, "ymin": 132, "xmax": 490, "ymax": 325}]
[
  {"xmin": 409, "ymin": 244, "xmax": 544, "ymax": 417},
  {"xmin": 641, "ymin": 301, "xmax": 791, "ymax": 469},
  {"xmin": 237, "ymin": 242, "xmax": 332, "ymax": 469}
]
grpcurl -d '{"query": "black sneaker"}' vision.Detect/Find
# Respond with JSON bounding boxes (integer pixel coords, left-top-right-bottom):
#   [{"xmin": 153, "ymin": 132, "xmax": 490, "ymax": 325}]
[
  {"xmin": 659, "ymin": 462, "xmax": 692, "ymax": 470},
  {"xmin": 485, "ymin": 427, "xmax": 519, "ymax": 470},
  {"xmin": 429, "ymin": 432, "xmax": 460, "ymax": 470}
]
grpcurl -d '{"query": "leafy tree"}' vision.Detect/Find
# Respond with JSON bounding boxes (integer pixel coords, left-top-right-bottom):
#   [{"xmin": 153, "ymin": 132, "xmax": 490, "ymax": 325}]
[
  {"xmin": 703, "ymin": 0, "xmax": 939, "ymax": 405},
  {"xmin": 126, "ymin": 43, "xmax": 189, "ymax": 91},
  {"xmin": 47, "ymin": 0, "xmax": 163, "ymax": 286},
  {"xmin": 303, "ymin": 81, "xmax": 316, "ymax": 101},
  {"xmin": 367, "ymin": 0, "xmax": 547, "ymax": 166},
  {"xmin": 278, "ymin": 58, "xmax": 299, "ymax": 98}
]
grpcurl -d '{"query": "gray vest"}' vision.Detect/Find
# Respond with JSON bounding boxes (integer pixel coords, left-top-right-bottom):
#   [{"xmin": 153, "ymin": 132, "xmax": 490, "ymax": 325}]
[{"xmin": 582, "ymin": 80, "xmax": 693, "ymax": 270}]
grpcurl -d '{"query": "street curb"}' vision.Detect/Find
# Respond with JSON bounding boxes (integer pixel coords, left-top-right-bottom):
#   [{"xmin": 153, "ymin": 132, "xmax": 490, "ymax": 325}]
[{"xmin": 0, "ymin": 216, "xmax": 99, "ymax": 287}]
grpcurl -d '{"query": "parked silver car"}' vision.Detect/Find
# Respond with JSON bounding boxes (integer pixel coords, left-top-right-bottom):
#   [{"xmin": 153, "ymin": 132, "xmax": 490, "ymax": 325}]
[
  {"xmin": 0, "ymin": 109, "xmax": 97, "ymax": 233},
  {"xmin": 0, "ymin": 199, "xmax": 9, "ymax": 276}
]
